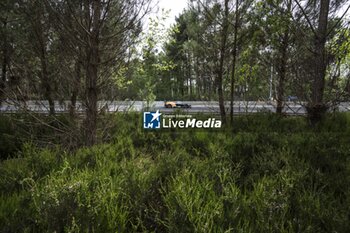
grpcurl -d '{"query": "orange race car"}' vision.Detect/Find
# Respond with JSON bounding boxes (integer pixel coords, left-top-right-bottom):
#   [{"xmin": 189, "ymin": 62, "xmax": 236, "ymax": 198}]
[{"xmin": 164, "ymin": 101, "xmax": 191, "ymax": 108}]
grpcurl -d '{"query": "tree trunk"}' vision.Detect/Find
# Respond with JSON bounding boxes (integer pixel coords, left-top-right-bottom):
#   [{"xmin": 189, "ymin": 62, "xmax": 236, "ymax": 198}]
[
  {"xmin": 308, "ymin": 0, "xmax": 330, "ymax": 123},
  {"xmin": 1, "ymin": 20, "xmax": 8, "ymax": 105},
  {"xmin": 217, "ymin": 0, "xmax": 229, "ymax": 124},
  {"xmin": 276, "ymin": 0, "xmax": 292, "ymax": 115},
  {"xmin": 230, "ymin": 0, "xmax": 239, "ymax": 124},
  {"xmin": 195, "ymin": 56, "xmax": 200, "ymax": 99},
  {"xmin": 85, "ymin": 0, "xmax": 101, "ymax": 146},
  {"xmin": 33, "ymin": 4, "xmax": 55, "ymax": 115},
  {"xmin": 188, "ymin": 55, "xmax": 192, "ymax": 99},
  {"xmin": 70, "ymin": 57, "xmax": 81, "ymax": 117},
  {"xmin": 40, "ymin": 48, "xmax": 55, "ymax": 115},
  {"xmin": 276, "ymin": 30, "xmax": 289, "ymax": 114},
  {"xmin": 181, "ymin": 61, "xmax": 185, "ymax": 98},
  {"xmin": 345, "ymin": 75, "xmax": 350, "ymax": 95}
]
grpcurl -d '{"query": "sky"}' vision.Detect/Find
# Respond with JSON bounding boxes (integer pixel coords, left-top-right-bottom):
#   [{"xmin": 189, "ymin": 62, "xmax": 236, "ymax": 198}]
[
  {"xmin": 148, "ymin": 0, "xmax": 350, "ymax": 30},
  {"xmin": 149, "ymin": 0, "xmax": 189, "ymax": 29},
  {"xmin": 139, "ymin": 0, "xmax": 188, "ymax": 52}
]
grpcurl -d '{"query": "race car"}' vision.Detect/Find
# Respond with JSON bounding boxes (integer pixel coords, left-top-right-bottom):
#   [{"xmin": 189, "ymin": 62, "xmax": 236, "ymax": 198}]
[{"xmin": 164, "ymin": 101, "xmax": 191, "ymax": 108}]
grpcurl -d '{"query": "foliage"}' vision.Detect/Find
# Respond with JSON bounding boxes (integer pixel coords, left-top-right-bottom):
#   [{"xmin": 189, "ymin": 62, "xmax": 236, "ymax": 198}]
[{"xmin": 1, "ymin": 113, "xmax": 350, "ymax": 232}]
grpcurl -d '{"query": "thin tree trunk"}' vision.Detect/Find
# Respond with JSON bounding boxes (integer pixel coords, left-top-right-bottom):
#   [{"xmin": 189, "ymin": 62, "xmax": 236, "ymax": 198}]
[
  {"xmin": 308, "ymin": 0, "xmax": 330, "ymax": 122},
  {"xmin": 188, "ymin": 54, "xmax": 192, "ymax": 99},
  {"xmin": 276, "ymin": 31, "xmax": 289, "ymax": 114},
  {"xmin": 195, "ymin": 57, "xmax": 201, "ymax": 99},
  {"xmin": 40, "ymin": 47, "xmax": 55, "ymax": 115},
  {"xmin": 230, "ymin": 0, "xmax": 239, "ymax": 124},
  {"xmin": 33, "ymin": 4, "xmax": 55, "ymax": 115},
  {"xmin": 70, "ymin": 57, "xmax": 81, "ymax": 117},
  {"xmin": 1, "ymin": 20, "xmax": 8, "ymax": 104},
  {"xmin": 217, "ymin": 0, "xmax": 229, "ymax": 124},
  {"xmin": 209, "ymin": 67, "xmax": 213, "ymax": 100},
  {"xmin": 182, "ymin": 62, "xmax": 185, "ymax": 97},
  {"xmin": 276, "ymin": 1, "xmax": 292, "ymax": 115},
  {"xmin": 85, "ymin": 0, "xmax": 101, "ymax": 146}
]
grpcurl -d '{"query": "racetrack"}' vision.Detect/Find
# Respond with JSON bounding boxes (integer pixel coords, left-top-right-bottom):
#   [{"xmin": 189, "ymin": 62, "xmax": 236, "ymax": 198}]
[{"xmin": 1, "ymin": 100, "xmax": 349, "ymax": 115}]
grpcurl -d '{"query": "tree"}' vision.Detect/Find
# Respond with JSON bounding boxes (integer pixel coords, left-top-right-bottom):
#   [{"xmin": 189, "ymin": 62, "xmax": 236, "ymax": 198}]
[
  {"xmin": 0, "ymin": 2, "xmax": 10, "ymax": 105},
  {"xmin": 294, "ymin": 0, "xmax": 349, "ymax": 122},
  {"xmin": 309, "ymin": 0, "xmax": 330, "ymax": 121},
  {"xmin": 23, "ymin": 0, "xmax": 56, "ymax": 115},
  {"xmin": 229, "ymin": 0, "xmax": 239, "ymax": 123},
  {"xmin": 47, "ymin": 0, "xmax": 152, "ymax": 145},
  {"xmin": 229, "ymin": 0, "xmax": 254, "ymax": 121},
  {"xmin": 265, "ymin": 0, "xmax": 294, "ymax": 114}
]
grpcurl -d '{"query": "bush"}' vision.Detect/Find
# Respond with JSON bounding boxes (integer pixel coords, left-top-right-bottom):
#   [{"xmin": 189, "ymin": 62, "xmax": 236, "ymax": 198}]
[{"xmin": 0, "ymin": 113, "xmax": 350, "ymax": 232}]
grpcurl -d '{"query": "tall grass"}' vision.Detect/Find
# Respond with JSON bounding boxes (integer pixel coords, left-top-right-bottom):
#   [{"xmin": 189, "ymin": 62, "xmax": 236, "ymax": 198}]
[{"xmin": 0, "ymin": 113, "xmax": 350, "ymax": 232}]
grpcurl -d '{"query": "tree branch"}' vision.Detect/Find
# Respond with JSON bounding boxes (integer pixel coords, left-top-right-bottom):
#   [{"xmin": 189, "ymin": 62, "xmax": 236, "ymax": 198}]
[
  {"xmin": 326, "ymin": 3, "xmax": 350, "ymax": 38},
  {"xmin": 293, "ymin": 0, "xmax": 317, "ymax": 36}
]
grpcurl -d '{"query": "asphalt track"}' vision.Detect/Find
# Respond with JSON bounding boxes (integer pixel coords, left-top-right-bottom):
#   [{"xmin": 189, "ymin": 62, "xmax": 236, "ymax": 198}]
[{"xmin": 1, "ymin": 100, "xmax": 349, "ymax": 115}]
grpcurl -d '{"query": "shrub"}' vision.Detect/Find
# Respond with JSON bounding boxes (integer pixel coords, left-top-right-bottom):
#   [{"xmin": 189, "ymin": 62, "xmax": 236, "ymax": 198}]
[{"xmin": 1, "ymin": 113, "xmax": 350, "ymax": 232}]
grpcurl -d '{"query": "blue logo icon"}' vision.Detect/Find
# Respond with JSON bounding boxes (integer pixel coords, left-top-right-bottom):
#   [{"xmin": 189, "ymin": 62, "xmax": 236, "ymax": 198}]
[{"xmin": 143, "ymin": 110, "xmax": 162, "ymax": 129}]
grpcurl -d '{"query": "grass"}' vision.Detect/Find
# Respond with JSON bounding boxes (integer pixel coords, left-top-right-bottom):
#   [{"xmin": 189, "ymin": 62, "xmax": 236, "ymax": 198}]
[{"xmin": 0, "ymin": 113, "xmax": 350, "ymax": 232}]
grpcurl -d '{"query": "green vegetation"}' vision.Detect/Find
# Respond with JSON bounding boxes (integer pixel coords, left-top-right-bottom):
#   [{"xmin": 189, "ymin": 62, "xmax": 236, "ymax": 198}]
[
  {"xmin": 1, "ymin": 113, "xmax": 350, "ymax": 232},
  {"xmin": 1, "ymin": 0, "xmax": 349, "ymax": 231}
]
